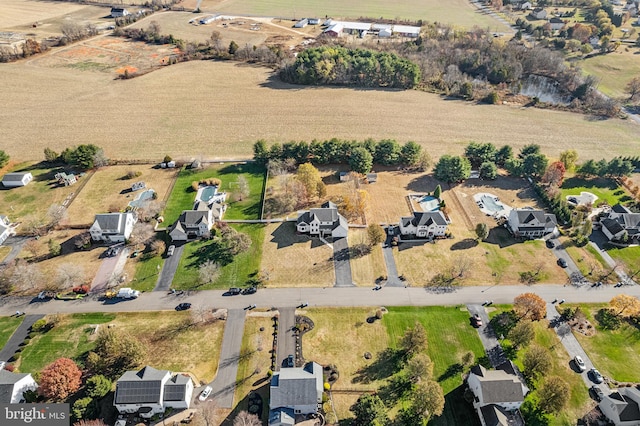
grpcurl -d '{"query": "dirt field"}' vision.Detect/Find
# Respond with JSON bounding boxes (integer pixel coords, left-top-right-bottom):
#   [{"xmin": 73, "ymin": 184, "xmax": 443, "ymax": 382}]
[
  {"xmin": 65, "ymin": 165, "xmax": 178, "ymax": 226},
  {"xmin": 260, "ymin": 222, "xmax": 335, "ymax": 287},
  {"xmin": 3, "ymin": 57, "xmax": 640, "ymax": 163}
]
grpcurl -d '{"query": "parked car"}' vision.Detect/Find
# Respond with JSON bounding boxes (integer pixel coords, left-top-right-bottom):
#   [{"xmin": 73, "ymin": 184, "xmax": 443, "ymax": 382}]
[
  {"xmin": 167, "ymin": 245, "xmax": 175, "ymax": 256},
  {"xmin": 37, "ymin": 291, "xmax": 55, "ymax": 300},
  {"xmin": 557, "ymin": 258, "xmax": 568, "ymax": 268},
  {"xmin": 546, "ymin": 239, "xmax": 555, "ymax": 249},
  {"xmin": 198, "ymin": 386, "xmax": 212, "ymax": 402},
  {"xmin": 228, "ymin": 287, "xmax": 241, "ymax": 295},
  {"xmin": 471, "ymin": 314, "xmax": 483, "ymax": 328},
  {"xmin": 242, "ymin": 287, "xmax": 257, "ymax": 295},
  {"xmin": 176, "ymin": 303, "xmax": 192, "ymax": 311},
  {"xmin": 590, "ymin": 385, "xmax": 604, "ymax": 402},
  {"xmin": 574, "ymin": 355, "xmax": 586, "ymax": 372},
  {"xmin": 245, "ymin": 304, "xmax": 257, "ymax": 310},
  {"xmin": 286, "ymin": 354, "xmax": 294, "ymax": 368},
  {"xmin": 589, "ymin": 368, "xmax": 604, "ymax": 384}
]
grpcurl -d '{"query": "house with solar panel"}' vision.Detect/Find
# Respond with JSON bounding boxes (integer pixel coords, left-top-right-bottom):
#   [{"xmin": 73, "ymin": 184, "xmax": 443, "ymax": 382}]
[
  {"xmin": 0, "ymin": 369, "xmax": 38, "ymax": 404},
  {"xmin": 268, "ymin": 362, "xmax": 324, "ymax": 425},
  {"xmin": 113, "ymin": 366, "xmax": 194, "ymax": 418}
]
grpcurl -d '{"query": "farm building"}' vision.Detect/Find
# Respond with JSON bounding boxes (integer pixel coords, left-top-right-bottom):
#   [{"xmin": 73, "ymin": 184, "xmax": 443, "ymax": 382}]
[
  {"xmin": 294, "ymin": 18, "xmax": 309, "ymax": 28},
  {"xmin": 324, "ymin": 23, "xmax": 344, "ymax": 37},
  {"xmin": 392, "ymin": 24, "xmax": 421, "ymax": 37},
  {"xmin": 549, "ymin": 17, "xmax": 565, "ymax": 30},
  {"xmin": 2, "ymin": 172, "xmax": 33, "ymax": 188},
  {"xmin": 199, "ymin": 15, "xmax": 220, "ymax": 25},
  {"xmin": 530, "ymin": 8, "xmax": 547, "ymax": 19},
  {"xmin": 308, "ymin": 18, "xmax": 320, "ymax": 25},
  {"xmin": 110, "ymin": 7, "xmax": 129, "ymax": 18},
  {"xmin": 54, "ymin": 172, "xmax": 77, "ymax": 186}
]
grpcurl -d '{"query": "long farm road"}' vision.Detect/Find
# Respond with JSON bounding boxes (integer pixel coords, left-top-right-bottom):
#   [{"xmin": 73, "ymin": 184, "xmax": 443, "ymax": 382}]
[{"xmin": 2, "ymin": 284, "xmax": 636, "ymax": 316}]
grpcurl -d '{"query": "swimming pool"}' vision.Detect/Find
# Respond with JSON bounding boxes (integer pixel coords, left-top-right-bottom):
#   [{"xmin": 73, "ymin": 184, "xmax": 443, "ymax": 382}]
[
  {"xmin": 480, "ymin": 195, "xmax": 504, "ymax": 213},
  {"xmin": 418, "ymin": 195, "xmax": 441, "ymax": 212},
  {"xmin": 128, "ymin": 189, "xmax": 155, "ymax": 208},
  {"xmin": 197, "ymin": 186, "xmax": 217, "ymax": 202}
]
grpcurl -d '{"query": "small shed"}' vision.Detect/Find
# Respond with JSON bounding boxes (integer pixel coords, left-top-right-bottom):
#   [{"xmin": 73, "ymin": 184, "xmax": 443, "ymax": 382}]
[
  {"xmin": 190, "ymin": 159, "xmax": 201, "ymax": 169},
  {"xmin": 378, "ymin": 28, "xmax": 392, "ymax": 37},
  {"xmin": 2, "ymin": 172, "xmax": 33, "ymax": 188},
  {"xmin": 308, "ymin": 18, "xmax": 320, "ymax": 25},
  {"xmin": 110, "ymin": 7, "xmax": 129, "ymax": 18},
  {"xmin": 294, "ymin": 18, "xmax": 309, "ymax": 28},
  {"xmin": 339, "ymin": 171, "xmax": 349, "ymax": 182},
  {"xmin": 167, "ymin": 161, "xmax": 176, "ymax": 168},
  {"xmin": 54, "ymin": 172, "xmax": 77, "ymax": 186},
  {"xmin": 131, "ymin": 181, "xmax": 146, "ymax": 192},
  {"xmin": 366, "ymin": 173, "xmax": 378, "ymax": 183}
]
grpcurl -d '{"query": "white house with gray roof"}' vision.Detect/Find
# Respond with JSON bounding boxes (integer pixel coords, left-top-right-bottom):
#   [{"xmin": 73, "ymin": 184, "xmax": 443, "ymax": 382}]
[
  {"xmin": 467, "ymin": 361, "xmax": 529, "ymax": 413},
  {"xmin": 114, "ymin": 366, "xmax": 194, "ymax": 418},
  {"xmin": 0, "ymin": 370, "xmax": 38, "ymax": 404},
  {"xmin": 296, "ymin": 201, "xmax": 348, "ymax": 238},
  {"xmin": 168, "ymin": 201, "xmax": 225, "ymax": 242},
  {"xmin": 507, "ymin": 208, "xmax": 557, "ymax": 239},
  {"xmin": 599, "ymin": 387, "xmax": 640, "ymax": 426},
  {"xmin": 601, "ymin": 204, "xmax": 640, "ymax": 242},
  {"xmin": 399, "ymin": 211, "xmax": 449, "ymax": 238},
  {"xmin": 90, "ymin": 212, "xmax": 137, "ymax": 243},
  {"xmin": 0, "ymin": 215, "xmax": 14, "ymax": 246},
  {"xmin": 269, "ymin": 361, "xmax": 323, "ymax": 423},
  {"xmin": 2, "ymin": 172, "xmax": 33, "ymax": 188}
]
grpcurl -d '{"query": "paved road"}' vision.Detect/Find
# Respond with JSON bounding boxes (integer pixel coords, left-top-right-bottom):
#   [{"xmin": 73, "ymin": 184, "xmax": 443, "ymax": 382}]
[
  {"xmin": 90, "ymin": 247, "xmax": 129, "ymax": 294},
  {"xmin": 276, "ymin": 307, "xmax": 296, "ymax": 370},
  {"xmin": 208, "ymin": 309, "xmax": 246, "ymax": 408},
  {"xmin": 0, "ymin": 236, "xmax": 29, "ymax": 266},
  {"xmin": 382, "ymin": 229, "xmax": 403, "ymax": 287},
  {"xmin": 0, "ymin": 314, "xmax": 44, "ymax": 362},
  {"xmin": 546, "ymin": 303, "xmax": 609, "ymax": 395},
  {"xmin": 332, "ymin": 237, "xmax": 354, "ymax": 287},
  {"xmin": 548, "ymin": 237, "xmax": 582, "ymax": 282},
  {"xmin": 153, "ymin": 244, "xmax": 185, "ymax": 292},
  {"xmin": 3, "ymin": 284, "xmax": 639, "ymax": 316},
  {"xmin": 467, "ymin": 304, "xmax": 506, "ymax": 367}
]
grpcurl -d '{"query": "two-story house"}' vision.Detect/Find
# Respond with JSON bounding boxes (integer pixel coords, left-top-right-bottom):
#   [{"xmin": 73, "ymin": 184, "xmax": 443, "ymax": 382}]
[
  {"xmin": 599, "ymin": 387, "xmax": 640, "ymax": 426},
  {"xmin": 0, "ymin": 215, "xmax": 14, "ymax": 246},
  {"xmin": 601, "ymin": 204, "xmax": 640, "ymax": 242},
  {"xmin": 296, "ymin": 201, "xmax": 348, "ymax": 238},
  {"xmin": 0, "ymin": 369, "xmax": 38, "ymax": 404},
  {"xmin": 507, "ymin": 208, "xmax": 557, "ymax": 239},
  {"xmin": 269, "ymin": 362, "xmax": 324, "ymax": 425},
  {"xmin": 399, "ymin": 211, "xmax": 449, "ymax": 239},
  {"xmin": 89, "ymin": 212, "xmax": 137, "ymax": 243}
]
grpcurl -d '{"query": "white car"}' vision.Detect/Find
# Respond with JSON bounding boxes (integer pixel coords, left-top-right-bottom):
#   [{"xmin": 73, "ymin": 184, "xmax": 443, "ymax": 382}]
[
  {"xmin": 167, "ymin": 245, "xmax": 175, "ymax": 256},
  {"xmin": 574, "ymin": 355, "xmax": 586, "ymax": 372},
  {"xmin": 199, "ymin": 386, "xmax": 212, "ymax": 401}
]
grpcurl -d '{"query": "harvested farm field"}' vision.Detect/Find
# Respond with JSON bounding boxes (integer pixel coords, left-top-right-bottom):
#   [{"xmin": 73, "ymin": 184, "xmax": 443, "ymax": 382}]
[{"xmin": 2, "ymin": 58, "xmax": 640, "ymax": 162}]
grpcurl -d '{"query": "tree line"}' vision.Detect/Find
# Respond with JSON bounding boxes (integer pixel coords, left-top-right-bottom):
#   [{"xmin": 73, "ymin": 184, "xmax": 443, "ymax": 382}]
[
  {"xmin": 44, "ymin": 145, "xmax": 109, "ymax": 170},
  {"xmin": 279, "ymin": 46, "xmax": 421, "ymax": 89}
]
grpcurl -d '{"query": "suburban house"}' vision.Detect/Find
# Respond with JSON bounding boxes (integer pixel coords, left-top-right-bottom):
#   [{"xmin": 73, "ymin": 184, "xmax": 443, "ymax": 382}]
[
  {"xmin": 399, "ymin": 211, "xmax": 449, "ymax": 239},
  {"xmin": 114, "ymin": 366, "xmax": 194, "ymax": 418},
  {"xmin": 54, "ymin": 172, "xmax": 77, "ymax": 186},
  {"xmin": 520, "ymin": 1, "xmax": 533, "ymax": 10},
  {"xmin": 467, "ymin": 361, "xmax": 529, "ymax": 425},
  {"xmin": 89, "ymin": 212, "xmax": 137, "ymax": 243},
  {"xmin": 296, "ymin": 201, "xmax": 348, "ymax": 238},
  {"xmin": 549, "ymin": 17, "xmax": 565, "ymax": 30},
  {"xmin": 322, "ymin": 20, "xmax": 419, "ymax": 38},
  {"xmin": 531, "ymin": 8, "xmax": 547, "ymax": 19},
  {"xmin": 2, "ymin": 172, "xmax": 33, "ymax": 188},
  {"xmin": 269, "ymin": 362, "xmax": 324, "ymax": 425},
  {"xmin": 507, "ymin": 208, "xmax": 557, "ymax": 239},
  {"xmin": 601, "ymin": 204, "xmax": 640, "ymax": 242},
  {"xmin": 599, "ymin": 387, "xmax": 640, "ymax": 426},
  {"xmin": 0, "ymin": 215, "xmax": 14, "ymax": 246},
  {"xmin": 169, "ymin": 209, "xmax": 213, "ymax": 241},
  {"xmin": 110, "ymin": 7, "xmax": 129, "ymax": 18},
  {"xmin": 0, "ymin": 369, "xmax": 38, "ymax": 404}
]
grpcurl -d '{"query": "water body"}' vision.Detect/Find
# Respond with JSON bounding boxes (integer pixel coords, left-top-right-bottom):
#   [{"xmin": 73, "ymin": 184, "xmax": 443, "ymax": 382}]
[{"xmin": 519, "ymin": 75, "xmax": 570, "ymax": 105}]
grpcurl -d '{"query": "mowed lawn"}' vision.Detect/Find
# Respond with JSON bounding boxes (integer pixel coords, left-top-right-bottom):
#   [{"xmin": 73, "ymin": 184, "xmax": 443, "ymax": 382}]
[
  {"xmin": 17, "ymin": 312, "xmax": 224, "ymax": 382},
  {"xmin": 579, "ymin": 48, "xmax": 640, "ymax": 98},
  {"xmin": 202, "ymin": 0, "xmax": 510, "ymax": 29},
  {"xmin": 0, "ymin": 163, "xmax": 76, "ymax": 224},
  {"xmin": 66, "ymin": 164, "xmax": 178, "ymax": 226},
  {"xmin": 570, "ymin": 303, "xmax": 640, "ymax": 383},
  {"xmin": 349, "ymin": 229, "xmax": 386, "ymax": 287},
  {"xmin": 606, "ymin": 246, "xmax": 640, "ymax": 274},
  {"xmin": 560, "ymin": 176, "xmax": 631, "ymax": 207},
  {"xmin": 172, "ymin": 223, "xmax": 265, "ymax": 290},
  {"xmin": 163, "ymin": 163, "xmax": 265, "ymax": 226},
  {"xmin": 4, "ymin": 61, "xmax": 640, "ymax": 163},
  {"xmin": 261, "ymin": 222, "xmax": 334, "ymax": 287},
  {"xmin": 0, "ymin": 316, "xmax": 24, "ymax": 349}
]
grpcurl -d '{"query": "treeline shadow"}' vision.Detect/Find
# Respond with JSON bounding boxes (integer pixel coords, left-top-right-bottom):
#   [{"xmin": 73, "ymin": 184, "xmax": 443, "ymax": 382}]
[{"xmin": 352, "ymin": 348, "xmax": 405, "ymax": 384}]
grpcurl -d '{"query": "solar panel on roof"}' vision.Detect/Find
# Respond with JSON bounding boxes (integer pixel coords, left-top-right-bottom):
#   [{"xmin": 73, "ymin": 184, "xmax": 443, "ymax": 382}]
[
  {"xmin": 163, "ymin": 384, "xmax": 186, "ymax": 401},
  {"xmin": 115, "ymin": 381, "xmax": 162, "ymax": 404}
]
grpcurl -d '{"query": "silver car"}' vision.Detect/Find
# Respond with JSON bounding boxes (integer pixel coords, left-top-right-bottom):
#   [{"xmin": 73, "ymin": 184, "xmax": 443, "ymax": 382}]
[{"xmin": 574, "ymin": 355, "xmax": 586, "ymax": 372}]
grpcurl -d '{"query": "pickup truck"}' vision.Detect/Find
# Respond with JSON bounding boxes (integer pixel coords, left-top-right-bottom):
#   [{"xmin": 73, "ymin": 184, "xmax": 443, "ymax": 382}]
[{"xmin": 116, "ymin": 288, "xmax": 140, "ymax": 299}]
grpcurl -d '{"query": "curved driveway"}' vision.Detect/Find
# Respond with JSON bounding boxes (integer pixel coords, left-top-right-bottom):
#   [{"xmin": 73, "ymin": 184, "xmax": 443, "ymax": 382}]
[{"xmin": 2, "ymin": 284, "xmax": 638, "ymax": 316}]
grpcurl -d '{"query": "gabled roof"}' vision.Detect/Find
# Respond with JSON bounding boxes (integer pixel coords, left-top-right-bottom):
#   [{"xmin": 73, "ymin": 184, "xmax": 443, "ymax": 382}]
[
  {"xmin": 2, "ymin": 173, "xmax": 30, "ymax": 182},
  {"xmin": 549, "ymin": 17, "xmax": 564, "ymax": 23},
  {"xmin": 479, "ymin": 404, "xmax": 509, "ymax": 426},
  {"xmin": 163, "ymin": 374, "xmax": 191, "ymax": 402},
  {"xmin": 411, "ymin": 211, "xmax": 448, "ymax": 227},
  {"xmin": 0, "ymin": 370, "xmax": 33, "ymax": 403},
  {"xmin": 92, "ymin": 213, "xmax": 133, "ymax": 235},
  {"xmin": 269, "ymin": 407, "xmax": 295, "ymax": 425},
  {"xmin": 602, "ymin": 218, "xmax": 625, "ymax": 235},
  {"xmin": 180, "ymin": 210, "xmax": 210, "ymax": 227},
  {"xmin": 270, "ymin": 362, "xmax": 322, "ymax": 409},
  {"xmin": 115, "ymin": 366, "xmax": 169, "ymax": 405},
  {"xmin": 612, "ymin": 204, "xmax": 632, "ymax": 214},
  {"xmin": 470, "ymin": 364, "xmax": 527, "ymax": 404},
  {"xmin": 603, "ymin": 388, "xmax": 640, "ymax": 422}
]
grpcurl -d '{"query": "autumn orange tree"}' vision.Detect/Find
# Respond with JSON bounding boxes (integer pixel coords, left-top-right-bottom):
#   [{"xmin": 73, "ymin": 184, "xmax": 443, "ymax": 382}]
[
  {"xmin": 513, "ymin": 293, "xmax": 546, "ymax": 321},
  {"xmin": 39, "ymin": 358, "xmax": 82, "ymax": 401},
  {"xmin": 610, "ymin": 294, "xmax": 640, "ymax": 317}
]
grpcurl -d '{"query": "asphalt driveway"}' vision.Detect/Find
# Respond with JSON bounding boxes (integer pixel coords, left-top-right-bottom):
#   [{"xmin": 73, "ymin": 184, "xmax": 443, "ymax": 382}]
[
  {"xmin": 208, "ymin": 309, "xmax": 246, "ymax": 408},
  {"xmin": 276, "ymin": 307, "xmax": 296, "ymax": 370},
  {"xmin": 153, "ymin": 244, "xmax": 185, "ymax": 292},
  {"xmin": 332, "ymin": 237, "xmax": 354, "ymax": 287},
  {"xmin": 0, "ymin": 315, "xmax": 44, "ymax": 362},
  {"xmin": 467, "ymin": 304, "xmax": 506, "ymax": 367}
]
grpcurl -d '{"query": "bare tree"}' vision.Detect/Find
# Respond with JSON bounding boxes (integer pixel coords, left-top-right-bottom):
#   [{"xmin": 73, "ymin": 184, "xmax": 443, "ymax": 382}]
[
  {"xmin": 47, "ymin": 204, "xmax": 68, "ymax": 228},
  {"xmin": 23, "ymin": 214, "xmax": 47, "ymax": 237},
  {"xmin": 235, "ymin": 175, "xmax": 250, "ymax": 202},
  {"xmin": 11, "ymin": 261, "xmax": 43, "ymax": 291},
  {"xmin": 198, "ymin": 260, "xmax": 221, "ymax": 285},
  {"xmin": 233, "ymin": 411, "xmax": 261, "ymax": 426},
  {"xmin": 23, "ymin": 239, "xmax": 40, "ymax": 258},
  {"xmin": 191, "ymin": 401, "xmax": 220, "ymax": 426},
  {"xmin": 190, "ymin": 304, "xmax": 210, "ymax": 324},
  {"xmin": 74, "ymin": 232, "xmax": 91, "ymax": 250},
  {"xmin": 128, "ymin": 222, "xmax": 155, "ymax": 247},
  {"xmin": 150, "ymin": 240, "xmax": 166, "ymax": 256},
  {"xmin": 137, "ymin": 200, "xmax": 165, "ymax": 222},
  {"xmin": 92, "ymin": 149, "xmax": 109, "ymax": 168},
  {"xmin": 56, "ymin": 263, "xmax": 86, "ymax": 289}
]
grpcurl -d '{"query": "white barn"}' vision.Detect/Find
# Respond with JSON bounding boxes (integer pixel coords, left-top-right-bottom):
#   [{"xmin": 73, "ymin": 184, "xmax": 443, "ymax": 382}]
[{"xmin": 2, "ymin": 172, "xmax": 33, "ymax": 188}]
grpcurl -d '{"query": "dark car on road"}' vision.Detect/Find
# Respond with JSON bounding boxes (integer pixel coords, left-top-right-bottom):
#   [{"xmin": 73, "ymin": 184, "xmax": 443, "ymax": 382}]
[
  {"xmin": 471, "ymin": 314, "xmax": 483, "ymax": 328},
  {"xmin": 546, "ymin": 239, "xmax": 555, "ymax": 249},
  {"xmin": 285, "ymin": 354, "xmax": 294, "ymax": 368},
  {"xmin": 589, "ymin": 368, "xmax": 604, "ymax": 384},
  {"xmin": 228, "ymin": 287, "xmax": 241, "ymax": 295},
  {"xmin": 590, "ymin": 385, "xmax": 604, "ymax": 402},
  {"xmin": 557, "ymin": 258, "xmax": 568, "ymax": 268},
  {"xmin": 242, "ymin": 287, "xmax": 257, "ymax": 295},
  {"xmin": 176, "ymin": 303, "xmax": 192, "ymax": 311}
]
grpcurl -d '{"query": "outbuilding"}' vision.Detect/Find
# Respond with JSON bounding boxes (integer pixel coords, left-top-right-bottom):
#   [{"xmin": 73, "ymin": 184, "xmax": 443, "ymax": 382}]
[
  {"xmin": 2, "ymin": 172, "xmax": 33, "ymax": 188},
  {"xmin": 294, "ymin": 18, "xmax": 309, "ymax": 28},
  {"xmin": 110, "ymin": 7, "xmax": 129, "ymax": 18}
]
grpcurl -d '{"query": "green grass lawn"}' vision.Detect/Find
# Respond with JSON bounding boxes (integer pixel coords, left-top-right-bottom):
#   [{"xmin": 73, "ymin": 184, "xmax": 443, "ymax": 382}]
[
  {"xmin": 0, "ymin": 316, "xmax": 24, "ymax": 349},
  {"xmin": 17, "ymin": 313, "xmax": 115, "ymax": 373},
  {"xmin": 560, "ymin": 177, "xmax": 631, "ymax": 207},
  {"xmin": 163, "ymin": 163, "xmax": 265, "ymax": 226},
  {"xmin": 571, "ymin": 303, "xmax": 640, "ymax": 383},
  {"xmin": 563, "ymin": 239, "xmax": 609, "ymax": 277},
  {"xmin": 131, "ymin": 254, "xmax": 165, "ymax": 292},
  {"xmin": 172, "ymin": 224, "xmax": 265, "ymax": 290},
  {"xmin": 606, "ymin": 246, "xmax": 640, "ymax": 275},
  {"xmin": 579, "ymin": 48, "xmax": 640, "ymax": 98}
]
